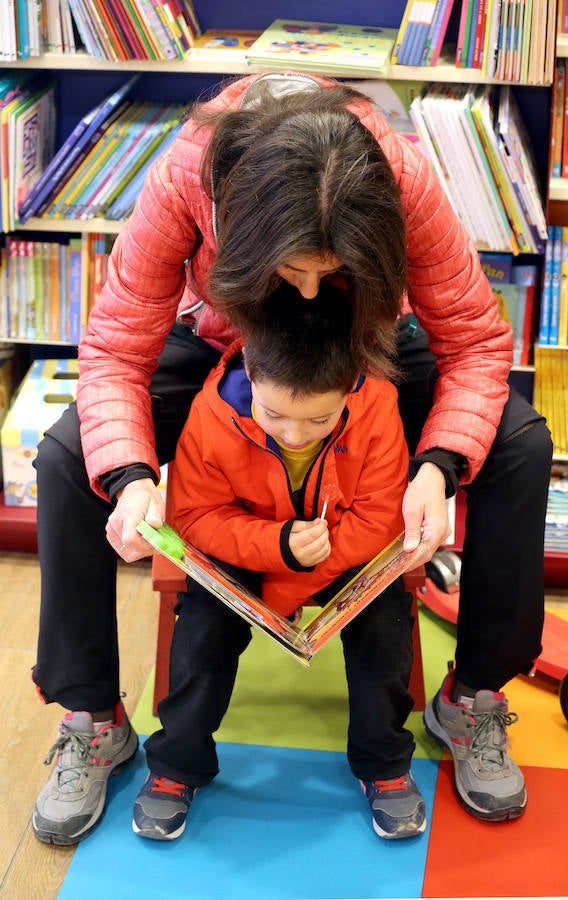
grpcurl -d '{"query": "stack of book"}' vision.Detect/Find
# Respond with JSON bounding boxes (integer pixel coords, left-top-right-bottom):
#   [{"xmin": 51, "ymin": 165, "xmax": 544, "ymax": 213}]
[
  {"xmin": 392, "ymin": 0, "xmax": 556, "ymax": 83},
  {"xmin": 0, "ymin": 73, "xmax": 56, "ymax": 232},
  {"xmin": 479, "ymin": 251, "xmax": 537, "ymax": 366},
  {"xmin": 244, "ymin": 20, "xmax": 398, "ymax": 77},
  {"xmin": 391, "ymin": 0, "xmax": 457, "ymax": 67},
  {"xmin": 545, "ymin": 470, "xmax": 568, "ymax": 553},
  {"xmin": 409, "ymin": 84, "xmax": 547, "ymax": 255},
  {"xmin": 67, "ymin": 0, "xmax": 201, "ymax": 60},
  {"xmin": 538, "ymin": 227, "xmax": 568, "ymax": 348},
  {"xmin": 1, "ymin": 233, "xmax": 116, "ymax": 344},
  {"xmin": 0, "ymin": 0, "xmax": 201, "ymax": 61},
  {"xmin": 533, "ymin": 347, "xmax": 568, "ymax": 460},
  {"xmin": 18, "ymin": 77, "xmax": 185, "ymax": 225}
]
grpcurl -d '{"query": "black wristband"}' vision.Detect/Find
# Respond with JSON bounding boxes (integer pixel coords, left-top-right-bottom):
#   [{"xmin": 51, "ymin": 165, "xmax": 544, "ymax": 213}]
[
  {"xmin": 99, "ymin": 463, "xmax": 159, "ymax": 502},
  {"xmin": 409, "ymin": 448, "xmax": 466, "ymax": 498}
]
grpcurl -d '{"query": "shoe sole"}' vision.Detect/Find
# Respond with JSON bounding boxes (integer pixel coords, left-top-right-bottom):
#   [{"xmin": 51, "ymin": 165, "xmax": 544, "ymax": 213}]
[
  {"xmin": 32, "ymin": 731, "xmax": 139, "ymax": 846},
  {"xmin": 132, "ymin": 818, "xmax": 187, "ymax": 841},
  {"xmin": 423, "ymin": 700, "xmax": 527, "ymax": 822},
  {"xmin": 372, "ymin": 816, "xmax": 427, "ymax": 839}
]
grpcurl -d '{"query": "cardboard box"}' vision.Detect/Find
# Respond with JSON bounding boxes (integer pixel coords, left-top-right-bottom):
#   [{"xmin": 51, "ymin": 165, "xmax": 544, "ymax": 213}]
[{"xmin": 1, "ymin": 358, "xmax": 78, "ymax": 506}]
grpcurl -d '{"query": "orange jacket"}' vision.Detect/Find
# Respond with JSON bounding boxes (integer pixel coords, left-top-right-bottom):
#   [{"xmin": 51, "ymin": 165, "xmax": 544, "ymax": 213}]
[
  {"xmin": 79, "ymin": 73, "xmax": 513, "ymax": 499},
  {"xmin": 170, "ymin": 340, "xmax": 408, "ymax": 616}
]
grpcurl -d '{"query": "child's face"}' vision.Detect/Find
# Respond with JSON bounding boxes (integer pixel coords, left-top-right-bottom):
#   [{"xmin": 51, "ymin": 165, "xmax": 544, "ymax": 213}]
[
  {"xmin": 276, "ymin": 252, "xmax": 342, "ymax": 299},
  {"xmin": 251, "ymin": 378, "xmax": 347, "ymax": 450}
]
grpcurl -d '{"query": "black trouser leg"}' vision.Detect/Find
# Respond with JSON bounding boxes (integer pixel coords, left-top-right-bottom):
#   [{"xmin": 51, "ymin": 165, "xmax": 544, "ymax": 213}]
[
  {"xmin": 144, "ymin": 568, "xmax": 258, "ymax": 786},
  {"xmin": 456, "ymin": 407, "xmax": 552, "ymax": 689},
  {"xmin": 32, "ymin": 327, "xmax": 221, "ymax": 710},
  {"xmin": 396, "ymin": 317, "xmax": 552, "ymax": 691},
  {"xmin": 341, "ymin": 578, "xmax": 416, "ymax": 781}
]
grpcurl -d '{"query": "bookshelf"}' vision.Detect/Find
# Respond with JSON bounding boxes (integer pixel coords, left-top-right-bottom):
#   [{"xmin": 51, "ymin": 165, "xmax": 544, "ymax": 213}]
[{"xmin": 0, "ymin": 0, "xmax": 562, "ymax": 577}]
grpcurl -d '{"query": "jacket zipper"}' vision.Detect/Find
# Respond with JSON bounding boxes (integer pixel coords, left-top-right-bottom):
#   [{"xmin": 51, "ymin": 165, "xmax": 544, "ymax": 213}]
[{"xmin": 230, "ymin": 408, "xmax": 349, "ymax": 518}]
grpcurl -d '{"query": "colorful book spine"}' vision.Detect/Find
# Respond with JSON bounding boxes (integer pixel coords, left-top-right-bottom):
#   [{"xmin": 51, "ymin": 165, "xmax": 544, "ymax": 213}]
[
  {"xmin": 558, "ymin": 227, "xmax": 568, "ymax": 348},
  {"xmin": 511, "ymin": 261, "xmax": 537, "ymax": 364},
  {"xmin": 551, "ymin": 61, "xmax": 566, "ymax": 178},
  {"xmin": 19, "ymin": 75, "xmax": 139, "ymax": 221},
  {"xmin": 549, "ymin": 225, "xmax": 562, "ymax": 346},
  {"xmin": 392, "ymin": 0, "xmax": 417, "ymax": 63},
  {"xmin": 67, "ymin": 237, "xmax": 83, "ymax": 344},
  {"xmin": 59, "ymin": 242, "xmax": 69, "ymax": 342},
  {"xmin": 538, "ymin": 228, "xmax": 554, "ymax": 346}
]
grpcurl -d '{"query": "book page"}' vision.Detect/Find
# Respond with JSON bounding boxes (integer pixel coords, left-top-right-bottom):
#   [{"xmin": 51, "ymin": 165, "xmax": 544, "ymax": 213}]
[
  {"xmin": 137, "ymin": 520, "xmax": 312, "ymax": 665},
  {"xmin": 301, "ymin": 534, "xmax": 429, "ymax": 653}
]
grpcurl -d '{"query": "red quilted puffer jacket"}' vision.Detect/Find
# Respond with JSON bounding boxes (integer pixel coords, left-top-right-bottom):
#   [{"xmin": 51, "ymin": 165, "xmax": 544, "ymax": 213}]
[{"xmin": 79, "ymin": 73, "xmax": 513, "ymax": 499}]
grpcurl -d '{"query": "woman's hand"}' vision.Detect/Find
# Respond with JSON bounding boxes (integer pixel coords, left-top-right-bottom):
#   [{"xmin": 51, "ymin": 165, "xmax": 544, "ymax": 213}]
[
  {"xmin": 106, "ymin": 478, "xmax": 165, "ymax": 561},
  {"xmin": 402, "ymin": 462, "xmax": 452, "ymax": 559},
  {"xmin": 289, "ymin": 518, "xmax": 330, "ymax": 567}
]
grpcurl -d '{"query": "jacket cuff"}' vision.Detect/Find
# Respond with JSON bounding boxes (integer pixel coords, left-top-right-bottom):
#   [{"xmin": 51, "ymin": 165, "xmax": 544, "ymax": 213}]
[
  {"xmin": 409, "ymin": 448, "xmax": 466, "ymax": 498},
  {"xmin": 280, "ymin": 519, "xmax": 315, "ymax": 572},
  {"xmin": 99, "ymin": 463, "xmax": 159, "ymax": 503}
]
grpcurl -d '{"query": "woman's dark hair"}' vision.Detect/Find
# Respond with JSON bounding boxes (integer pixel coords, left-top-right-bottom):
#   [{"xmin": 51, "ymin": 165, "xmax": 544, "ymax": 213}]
[
  {"xmin": 191, "ymin": 78, "xmax": 407, "ymax": 375},
  {"xmin": 244, "ymin": 281, "xmax": 367, "ymax": 396}
]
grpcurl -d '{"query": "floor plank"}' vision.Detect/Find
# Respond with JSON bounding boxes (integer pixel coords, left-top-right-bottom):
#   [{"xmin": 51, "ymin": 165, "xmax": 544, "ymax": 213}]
[{"xmin": 0, "ymin": 553, "xmax": 158, "ymax": 900}]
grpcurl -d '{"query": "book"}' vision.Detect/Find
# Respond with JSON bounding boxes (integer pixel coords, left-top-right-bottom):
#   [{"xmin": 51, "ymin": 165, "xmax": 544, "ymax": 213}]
[
  {"xmin": 67, "ymin": 237, "xmax": 83, "ymax": 344},
  {"xmin": 394, "ymin": 0, "xmax": 438, "ymax": 66},
  {"xmin": 190, "ymin": 28, "xmax": 261, "ymax": 60},
  {"xmin": 137, "ymin": 521, "xmax": 429, "ymax": 665},
  {"xmin": 511, "ymin": 261, "xmax": 537, "ymax": 363},
  {"xmin": 479, "ymin": 251, "xmax": 513, "ymax": 283},
  {"xmin": 245, "ymin": 20, "xmax": 398, "ymax": 77},
  {"xmin": 538, "ymin": 227, "xmax": 554, "ymax": 345},
  {"xmin": 7, "ymin": 78, "xmax": 56, "ymax": 230},
  {"xmin": 18, "ymin": 75, "xmax": 139, "ymax": 222},
  {"xmin": 559, "ymin": 227, "xmax": 568, "ymax": 348},
  {"xmin": 549, "ymin": 224, "xmax": 562, "ymax": 345},
  {"xmin": 422, "ymin": 0, "xmax": 457, "ymax": 66},
  {"xmin": 550, "ymin": 60, "xmax": 566, "ymax": 178},
  {"xmin": 492, "ymin": 281, "xmax": 528, "ymax": 363}
]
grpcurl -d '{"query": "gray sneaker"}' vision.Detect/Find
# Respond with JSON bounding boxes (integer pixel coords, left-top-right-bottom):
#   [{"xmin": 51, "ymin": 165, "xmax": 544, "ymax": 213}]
[
  {"xmin": 360, "ymin": 771, "xmax": 427, "ymax": 839},
  {"xmin": 32, "ymin": 702, "xmax": 138, "ymax": 845},
  {"xmin": 424, "ymin": 672, "xmax": 526, "ymax": 821}
]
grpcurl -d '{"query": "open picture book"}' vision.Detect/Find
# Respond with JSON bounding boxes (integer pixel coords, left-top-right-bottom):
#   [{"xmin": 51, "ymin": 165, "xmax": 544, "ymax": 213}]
[{"xmin": 137, "ymin": 521, "xmax": 429, "ymax": 666}]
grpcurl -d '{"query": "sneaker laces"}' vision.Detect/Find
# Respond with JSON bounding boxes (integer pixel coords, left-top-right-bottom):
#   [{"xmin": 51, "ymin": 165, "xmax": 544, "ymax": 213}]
[
  {"xmin": 372, "ymin": 775, "xmax": 409, "ymax": 793},
  {"xmin": 43, "ymin": 723, "xmax": 98, "ymax": 793},
  {"xmin": 148, "ymin": 775, "xmax": 188, "ymax": 797},
  {"xmin": 470, "ymin": 706, "xmax": 519, "ymax": 772}
]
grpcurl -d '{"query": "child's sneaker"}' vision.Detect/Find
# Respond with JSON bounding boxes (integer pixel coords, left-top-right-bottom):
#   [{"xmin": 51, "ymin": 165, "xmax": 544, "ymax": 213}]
[
  {"xmin": 424, "ymin": 671, "xmax": 526, "ymax": 821},
  {"xmin": 33, "ymin": 701, "xmax": 138, "ymax": 845},
  {"xmin": 360, "ymin": 771, "xmax": 426, "ymax": 839},
  {"xmin": 132, "ymin": 772, "xmax": 196, "ymax": 840}
]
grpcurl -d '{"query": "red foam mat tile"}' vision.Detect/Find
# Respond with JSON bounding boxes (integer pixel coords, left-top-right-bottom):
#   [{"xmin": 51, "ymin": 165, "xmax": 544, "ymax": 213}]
[{"xmin": 423, "ymin": 760, "xmax": 568, "ymax": 897}]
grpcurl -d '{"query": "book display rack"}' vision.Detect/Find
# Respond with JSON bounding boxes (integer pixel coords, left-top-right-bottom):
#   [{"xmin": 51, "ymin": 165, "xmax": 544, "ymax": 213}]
[{"xmin": 0, "ymin": 0, "xmax": 565, "ymax": 584}]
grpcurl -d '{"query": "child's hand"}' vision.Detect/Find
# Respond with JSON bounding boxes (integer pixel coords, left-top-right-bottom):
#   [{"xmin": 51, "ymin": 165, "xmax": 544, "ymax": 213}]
[{"xmin": 289, "ymin": 518, "xmax": 330, "ymax": 567}]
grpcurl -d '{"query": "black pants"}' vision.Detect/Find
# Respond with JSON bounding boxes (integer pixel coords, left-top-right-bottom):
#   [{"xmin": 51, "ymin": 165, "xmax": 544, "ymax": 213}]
[
  {"xmin": 144, "ymin": 569, "xmax": 415, "ymax": 784},
  {"xmin": 32, "ymin": 319, "xmax": 552, "ymax": 714}
]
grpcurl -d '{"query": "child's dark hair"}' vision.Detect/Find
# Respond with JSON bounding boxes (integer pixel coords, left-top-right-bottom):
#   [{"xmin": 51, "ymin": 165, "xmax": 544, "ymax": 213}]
[
  {"xmin": 190, "ymin": 78, "xmax": 407, "ymax": 379},
  {"xmin": 243, "ymin": 282, "xmax": 392, "ymax": 397}
]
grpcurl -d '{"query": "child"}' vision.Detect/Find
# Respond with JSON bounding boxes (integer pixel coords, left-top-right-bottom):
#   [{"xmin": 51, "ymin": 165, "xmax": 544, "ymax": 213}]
[{"xmin": 132, "ymin": 281, "xmax": 425, "ymax": 842}]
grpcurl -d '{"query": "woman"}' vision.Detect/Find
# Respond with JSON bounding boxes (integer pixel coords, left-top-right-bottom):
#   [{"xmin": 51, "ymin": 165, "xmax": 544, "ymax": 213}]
[{"xmin": 31, "ymin": 72, "xmax": 552, "ymax": 846}]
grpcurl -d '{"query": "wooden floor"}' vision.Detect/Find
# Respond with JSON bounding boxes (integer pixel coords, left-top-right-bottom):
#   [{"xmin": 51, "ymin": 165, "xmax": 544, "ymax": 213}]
[
  {"xmin": 0, "ymin": 552, "xmax": 158, "ymax": 900},
  {"xmin": 0, "ymin": 549, "xmax": 566, "ymax": 899}
]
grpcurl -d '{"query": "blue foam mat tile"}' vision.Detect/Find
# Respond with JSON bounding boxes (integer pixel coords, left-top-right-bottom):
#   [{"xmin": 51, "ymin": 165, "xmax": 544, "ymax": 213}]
[{"xmin": 58, "ymin": 741, "xmax": 439, "ymax": 900}]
